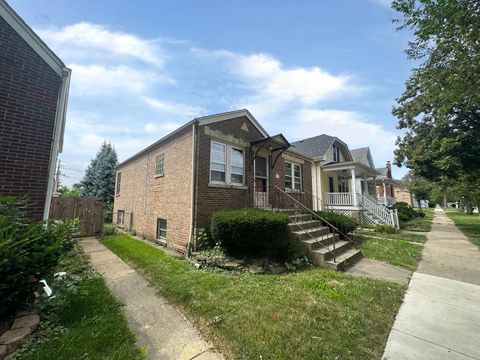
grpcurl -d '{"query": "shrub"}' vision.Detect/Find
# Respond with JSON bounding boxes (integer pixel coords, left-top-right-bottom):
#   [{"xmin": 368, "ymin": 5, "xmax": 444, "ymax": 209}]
[
  {"xmin": 211, "ymin": 208, "xmax": 291, "ymax": 259},
  {"xmin": 415, "ymin": 210, "xmax": 426, "ymax": 218},
  {"xmin": 0, "ymin": 197, "xmax": 78, "ymax": 317},
  {"xmin": 393, "ymin": 202, "xmax": 417, "ymax": 221},
  {"xmin": 315, "ymin": 211, "xmax": 358, "ymax": 236},
  {"xmin": 373, "ymin": 224, "xmax": 399, "ymax": 234}
]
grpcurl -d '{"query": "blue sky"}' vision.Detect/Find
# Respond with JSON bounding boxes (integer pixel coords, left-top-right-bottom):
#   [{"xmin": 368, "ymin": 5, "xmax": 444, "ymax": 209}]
[{"xmin": 10, "ymin": 0, "xmax": 412, "ymax": 185}]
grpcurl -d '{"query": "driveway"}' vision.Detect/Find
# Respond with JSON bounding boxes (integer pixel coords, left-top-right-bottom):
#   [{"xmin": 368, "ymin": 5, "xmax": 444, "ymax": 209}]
[{"xmin": 383, "ymin": 208, "xmax": 480, "ymax": 359}]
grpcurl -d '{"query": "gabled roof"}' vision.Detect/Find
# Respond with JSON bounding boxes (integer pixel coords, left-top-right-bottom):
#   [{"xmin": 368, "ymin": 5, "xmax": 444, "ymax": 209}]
[
  {"xmin": 291, "ymin": 134, "xmax": 351, "ymax": 161},
  {"xmin": 376, "ymin": 167, "xmax": 388, "ymax": 176},
  {"xmin": 350, "ymin": 147, "xmax": 375, "ymax": 169},
  {"xmin": 0, "ymin": 0, "xmax": 68, "ymax": 76},
  {"xmin": 117, "ymin": 109, "xmax": 270, "ymax": 169}
]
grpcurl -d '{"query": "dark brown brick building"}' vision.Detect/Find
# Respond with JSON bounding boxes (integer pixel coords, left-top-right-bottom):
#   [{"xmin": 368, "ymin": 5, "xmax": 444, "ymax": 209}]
[
  {"xmin": 114, "ymin": 110, "xmax": 313, "ymax": 253},
  {"xmin": 0, "ymin": 0, "xmax": 71, "ymax": 220}
]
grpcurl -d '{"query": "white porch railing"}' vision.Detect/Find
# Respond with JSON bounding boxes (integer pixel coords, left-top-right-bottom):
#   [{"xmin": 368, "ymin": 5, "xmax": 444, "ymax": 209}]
[
  {"xmin": 323, "ymin": 192, "xmax": 399, "ymax": 228},
  {"xmin": 324, "ymin": 192, "xmax": 355, "ymax": 206}
]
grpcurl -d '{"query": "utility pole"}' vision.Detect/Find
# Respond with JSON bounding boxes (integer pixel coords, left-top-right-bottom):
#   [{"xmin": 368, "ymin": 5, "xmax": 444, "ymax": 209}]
[{"xmin": 54, "ymin": 159, "xmax": 62, "ymax": 192}]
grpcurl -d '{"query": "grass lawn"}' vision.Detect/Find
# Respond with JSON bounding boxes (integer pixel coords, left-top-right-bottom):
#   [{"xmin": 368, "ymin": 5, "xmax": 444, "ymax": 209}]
[
  {"xmin": 358, "ymin": 228, "xmax": 427, "ymax": 244},
  {"xmin": 400, "ymin": 208, "xmax": 435, "ymax": 232},
  {"xmin": 15, "ymin": 247, "xmax": 144, "ymax": 360},
  {"xmin": 445, "ymin": 209, "xmax": 480, "ymax": 248},
  {"xmin": 357, "ymin": 233, "xmax": 423, "ymax": 271},
  {"xmin": 102, "ymin": 233, "xmax": 405, "ymax": 360}
]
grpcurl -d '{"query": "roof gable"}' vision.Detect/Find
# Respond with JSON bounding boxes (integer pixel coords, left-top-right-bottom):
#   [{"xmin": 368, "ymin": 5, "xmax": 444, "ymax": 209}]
[
  {"xmin": 0, "ymin": 0, "xmax": 67, "ymax": 76},
  {"xmin": 197, "ymin": 109, "xmax": 268, "ymax": 138},
  {"xmin": 292, "ymin": 134, "xmax": 352, "ymax": 161},
  {"xmin": 351, "ymin": 147, "xmax": 375, "ymax": 168}
]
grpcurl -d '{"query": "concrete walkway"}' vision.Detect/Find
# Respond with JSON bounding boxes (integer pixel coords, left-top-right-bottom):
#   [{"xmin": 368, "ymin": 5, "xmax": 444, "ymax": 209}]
[
  {"xmin": 383, "ymin": 208, "xmax": 480, "ymax": 360},
  {"xmin": 79, "ymin": 237, "xmax": 221, "ymax": 360},
  {"xmin": 346, "ymin": 258, "xmax": 411, "ymax": 285}
]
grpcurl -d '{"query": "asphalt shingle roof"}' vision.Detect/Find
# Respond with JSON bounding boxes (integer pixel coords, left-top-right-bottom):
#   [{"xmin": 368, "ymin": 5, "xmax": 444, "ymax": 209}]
[
  {"xmin": 291, "ymin": 134, "xmax": 337, "ymax": 159},
  {"xmin": 350, "ymin": 147, "xmax": 369, "ymax": 164}
]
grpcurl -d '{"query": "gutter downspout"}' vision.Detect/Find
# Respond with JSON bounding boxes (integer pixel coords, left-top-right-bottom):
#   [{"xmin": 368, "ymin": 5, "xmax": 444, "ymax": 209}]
[
  {"xmin": 186, "ymin": 122, "xmax": 197, "ymax": 257},
  {"xmin": 43, "ymin": 67, "xmax": 71, "ymax": 221}
]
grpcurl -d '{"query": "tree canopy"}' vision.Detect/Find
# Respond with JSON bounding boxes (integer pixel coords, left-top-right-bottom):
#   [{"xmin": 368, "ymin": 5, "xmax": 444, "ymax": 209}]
[
  {"xmin": 392, "ymin": 0, "xmax": 480, "ymax": 180},
  {"xmin": 80, "ymin": 142, "xmax": 118, "ymax": 204}
]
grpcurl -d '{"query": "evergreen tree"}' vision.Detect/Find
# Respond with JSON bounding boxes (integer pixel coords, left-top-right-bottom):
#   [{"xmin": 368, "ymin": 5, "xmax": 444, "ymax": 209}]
[{"xmin": 80, "ymin": 142, "xmax": 118, "ymax": 205}]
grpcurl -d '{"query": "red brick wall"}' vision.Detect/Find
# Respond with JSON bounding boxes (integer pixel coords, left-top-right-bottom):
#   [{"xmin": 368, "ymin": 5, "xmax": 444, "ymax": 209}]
[
  {"xmin": 113, "ymin": 129, "xmax": 194, "ymax": 252},
  {"xmin": 0, "ymin": 16, "xmax": 61, "ymax": 220}
]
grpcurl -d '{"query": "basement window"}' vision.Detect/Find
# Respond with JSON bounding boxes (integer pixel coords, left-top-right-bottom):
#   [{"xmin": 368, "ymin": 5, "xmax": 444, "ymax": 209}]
[
  {"xmin": 156, "ymin": 218, "xmax": 167, "ymax": 239},
  {"xmin": 117, "ymin": 210, "xmax": 125, "ymax": 226}
]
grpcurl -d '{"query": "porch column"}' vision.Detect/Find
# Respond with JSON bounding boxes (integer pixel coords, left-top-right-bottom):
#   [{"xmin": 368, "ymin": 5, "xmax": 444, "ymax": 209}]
[
  {"xmin": 351, "ymin": 169, "xmax": 357, "ymax": 206},
  {"xmin": 373, "ymin": 176, "xmax": 377, "ymax": 198},
  {"xmin": 363, "ymin": 175, "xmax": 368, "ymax": 195},
  {"xmin": 383, "ymin": 181, "xmax": 387, "ymax": 205}
]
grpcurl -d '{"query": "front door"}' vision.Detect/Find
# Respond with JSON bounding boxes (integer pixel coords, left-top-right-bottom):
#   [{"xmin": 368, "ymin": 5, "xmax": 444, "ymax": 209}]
[{"xmin": 254, "ymin": 156, "xmax": 268, "ymax": 207}]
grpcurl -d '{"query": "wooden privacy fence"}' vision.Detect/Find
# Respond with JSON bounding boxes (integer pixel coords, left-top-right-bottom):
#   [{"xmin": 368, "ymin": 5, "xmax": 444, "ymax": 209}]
[{"xmin": 49, "ymin": 197, "xmax": 104, "ymax": 236}]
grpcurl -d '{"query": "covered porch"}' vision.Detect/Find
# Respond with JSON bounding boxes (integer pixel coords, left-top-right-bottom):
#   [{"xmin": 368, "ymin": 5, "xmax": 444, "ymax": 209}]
[
  {"xmin": 377, "ymin": 177, "xmax": 397, "ymax": 206},
  {"xmin": 320, "ymin": 161, "xmax": 380, "ymax": 209}
]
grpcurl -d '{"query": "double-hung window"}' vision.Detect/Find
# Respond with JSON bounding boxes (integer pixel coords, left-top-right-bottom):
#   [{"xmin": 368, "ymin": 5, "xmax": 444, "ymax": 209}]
[
  {"xmin": 155, "ymin": 154, "xmax": 165, "ymax": 177},
  {"xmin": 117, "ymin": 210, "xmax": 125, "ymax": 226},
  {"xmin": 333, "ymin": 144, "xmax": 340, "ymax": 162},
  {"xmin": 116, "ymin": 172, "xmax": 121, "ymax": 195},
  {"xmin": 285, "ymin": 162, "xmax": 302, "ymax": 192},
  {"xmin": 210, "ymin": 141, "xmax": 244, "ymax": 185}
]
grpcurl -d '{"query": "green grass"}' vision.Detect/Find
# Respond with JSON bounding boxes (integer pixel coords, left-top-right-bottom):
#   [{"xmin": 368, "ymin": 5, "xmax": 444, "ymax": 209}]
[
  {"xmin": 357, "ymin": 234, "xmax": 423, "ymax": 271},
  {"xmin": 358, "ymin": 228, "xmax": 427, "ymax": 244},
  {"xmin": 400, "ymin": 208, "xmax": 435, "ymax": 232},
  {"xmin": 102, "ymin": 233, "xmax": 405, "ymax": 360},
  {"xmin": 445, "ymin": 209, "xmax": 480, "ymax": 248},
  {"xmin": 15, "ymin": 247, "xmax": 144, "ymax": 360}
]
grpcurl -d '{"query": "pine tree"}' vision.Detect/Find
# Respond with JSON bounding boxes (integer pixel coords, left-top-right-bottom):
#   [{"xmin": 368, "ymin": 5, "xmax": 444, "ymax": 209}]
[{"xmin": 80, "ymin": 142, "xmax": 118, "ymax": 205}]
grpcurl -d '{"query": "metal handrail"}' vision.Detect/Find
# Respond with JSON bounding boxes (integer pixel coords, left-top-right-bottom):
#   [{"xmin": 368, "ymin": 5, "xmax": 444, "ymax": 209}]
[
  {"xmin": 272, "ymin": 186, "xmax": 347, "ymax": 262},
  {"xmin": 299, "ymin": 188, "xmax": 358, "ymax": 246}
]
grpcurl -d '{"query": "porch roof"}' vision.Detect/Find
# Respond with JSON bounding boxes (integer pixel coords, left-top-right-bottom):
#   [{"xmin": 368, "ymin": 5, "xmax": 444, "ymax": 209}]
[{"xmin": 321, "ymin": 161, "xmax": 380, "ymax": 177}]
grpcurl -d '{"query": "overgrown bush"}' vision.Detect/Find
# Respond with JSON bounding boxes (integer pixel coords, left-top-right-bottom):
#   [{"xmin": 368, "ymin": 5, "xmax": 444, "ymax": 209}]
[
  {"xmin": 415, "ymin": 210, "xmax": 426, "ymax": 218},
  {"xmin": 373, "ymin": 224, "xmax": 399, "ymax": 234},
  {"xmin": 393, "ymin": 202, "xmax": 417, "ymax": 221},
  {"xmin": 315, "ymin": 211, "xmax": 358, "ymax": 236},
  {"xmin": 211, "ymin": 208, "xmax": 292, "ymax": 259},
  {"xmin": 0, "ymin": 197, "xmax": 78, "ymax": 317}
]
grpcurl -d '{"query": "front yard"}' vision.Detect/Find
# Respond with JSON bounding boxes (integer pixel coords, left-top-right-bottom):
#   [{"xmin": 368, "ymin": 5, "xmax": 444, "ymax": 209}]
[
  {"xmin": 102, "ymin": 233, "xmax": 405, "ymax": 360},
  {"xmin": 400, "ymin": 208, "xmax": 434, "ymax": 232},
  {"xmin": 356, "ymin": 229, "xmax": 424, "ymax": 271},
  {"xmin": 445, "ymin": 209, "xmax": 480, "ymax": 248}
]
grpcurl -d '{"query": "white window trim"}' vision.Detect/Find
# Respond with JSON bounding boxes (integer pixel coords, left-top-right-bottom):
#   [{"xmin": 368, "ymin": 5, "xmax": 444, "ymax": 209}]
[
  {"xmin": 209, "ymin": 140, "xmax": 245, "ymax": 186},
  {"xmin": 157, "ymin": 218, "xmax": 167, "ymax": 239},
  {"xmin": 117, "ymin": 210, "xmax": 125, "ymax": 226},
  {"xmin": 285, "ymin": 161, "xmax": 302, "ymax": 192}
]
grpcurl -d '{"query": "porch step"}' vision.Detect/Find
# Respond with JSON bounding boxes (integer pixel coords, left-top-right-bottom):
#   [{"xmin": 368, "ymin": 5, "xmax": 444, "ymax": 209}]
[
  {"xmin": 274, "ymin": 208, "xmax": 305, "ymax": 216},
  {"xmin": 293, "ymin": 226, "xmax": 331, "ymax": 240},
  {"xmin": 299, "ymin": 233, "xmax": 338, "ymax": 250},
  {"xmin": 288, "ymin": 220, "xmax": 321, "ymax": 232},
  {"xmin": 324, "ymin": 249, "xmax": 362, "ymax": 271},
  {"xmin": 288, "ymin": 213, "xmax": 312, "ymax": 222}
]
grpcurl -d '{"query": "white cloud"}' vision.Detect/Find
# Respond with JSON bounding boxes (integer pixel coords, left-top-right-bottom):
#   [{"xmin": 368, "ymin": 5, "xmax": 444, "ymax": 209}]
[
  {"xmin": 142, "ymin": 96, "xmax": 205, "ymax": 118},
  {"xmin": 69, "ymin": 64, "xmax": 165, "ymax": 96},
  {"xmin": 37, "ymin": 22, "xmax": 164, "ymax": 66},
  {"xmin": 289, "ymin": 109, "xmax": 397, "ymax": 167},
  {"xmin": 143, "ymin": 121, "xmax": 183, "ymax": 134}
]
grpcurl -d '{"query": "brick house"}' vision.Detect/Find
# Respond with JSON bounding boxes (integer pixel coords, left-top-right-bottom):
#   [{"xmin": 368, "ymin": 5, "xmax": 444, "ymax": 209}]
[
  {"xmin": 114, "ymin": 109, "xmax": 313, "ymax": 253},
  {"xmin": 0, "ymin": 0, "xmax": 71, "ymax": 220}
]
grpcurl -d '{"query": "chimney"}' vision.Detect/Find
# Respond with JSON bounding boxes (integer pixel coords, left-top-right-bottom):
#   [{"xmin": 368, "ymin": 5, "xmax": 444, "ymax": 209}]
[{"xmin": 386, "ymin": 161, "xmax": 392, "ymax": 179}]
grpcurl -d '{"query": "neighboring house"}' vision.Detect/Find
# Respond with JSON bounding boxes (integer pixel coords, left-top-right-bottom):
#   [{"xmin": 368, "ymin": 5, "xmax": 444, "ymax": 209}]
[
  {"xmin": 375, "ymin": 161, "xmax": 396, "ymax": 206},
  {"xmin": 0, "ymin": 0, "xmax": 71, "ymax": 220},
  {"xmin": 394, "ymin": 184, "xmax": 414, "ymax": 207},
  {"xmin": 292, "ymin": 138, "xmax": 398, "ymax": 227},
  {"xmin": 114, "ymin": 109, "xmax": 313, "ymax": 253}
]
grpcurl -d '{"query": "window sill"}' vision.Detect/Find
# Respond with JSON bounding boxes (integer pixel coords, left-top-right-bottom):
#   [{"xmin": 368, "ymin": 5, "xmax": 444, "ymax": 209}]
[
  {"xmin": 155, "ymin": 238, "xmax": 167, "ymax": 247},
  {"xmin": 154, "ymin": 174, "xmax": 164, "ymax": 178},
  {"xmin": 285, "ymin": 190, "xmax": 304, "ymax": 194},
  {"xmin": 208, "ymin": 182, "xmax": 247, "ymax": 190}
]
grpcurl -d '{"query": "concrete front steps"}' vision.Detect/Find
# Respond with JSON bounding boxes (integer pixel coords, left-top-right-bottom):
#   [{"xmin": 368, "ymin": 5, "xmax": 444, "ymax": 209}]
[{"xmin": 277, "ymin": 208, "xmax": 362, "ymax": 271}]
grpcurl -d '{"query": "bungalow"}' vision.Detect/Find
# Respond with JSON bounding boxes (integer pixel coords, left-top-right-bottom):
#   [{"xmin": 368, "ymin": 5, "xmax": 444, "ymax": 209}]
[
  {"xmin": 114, "ymin": 109, "xmax": 398, "ymax": 269},
  {"xmin": 0, "ymin": 0, "xmax": 71, "ymax": 220}
]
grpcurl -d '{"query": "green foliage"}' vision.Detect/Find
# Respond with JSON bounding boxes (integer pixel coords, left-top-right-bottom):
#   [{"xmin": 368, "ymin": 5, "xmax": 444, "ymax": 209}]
[
  {"xmin": 315, "ymin": 210, "xmax": 358, "ymax": 236},
  {"xmin": 373, "ymin": 224, "xmax": 400, "ymax": 234},
  {"xmin": 58, "ymin": 184, "xmax": 81, "ymax": 198},
  {"xmin": 392, "ymin": 0, "xmax": 480, "ymax": 180},
  {"xmin": 211, "ymin": 208, "xmax": 291, "ymax": 259},
  {"xmin": 80, "ymin": 141, "xmax": 118, "ymax": 205},
  {"xmin": 0, "ymin": 197, "xmax": 78, "ymax": 317},
  {"xmin": 393, "ymin": 201, "xmax": 417, "ymax": 222}
]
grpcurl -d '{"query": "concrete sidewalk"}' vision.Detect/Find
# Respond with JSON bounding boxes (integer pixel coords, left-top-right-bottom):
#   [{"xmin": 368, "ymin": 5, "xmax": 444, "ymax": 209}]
[
  {"xmin": 383, "ymin": 208, "xmax": 480, "ymax": 360},
  {"xmin": 79, "ymin": 237, "xmax": 221, "ymax": 360}
]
